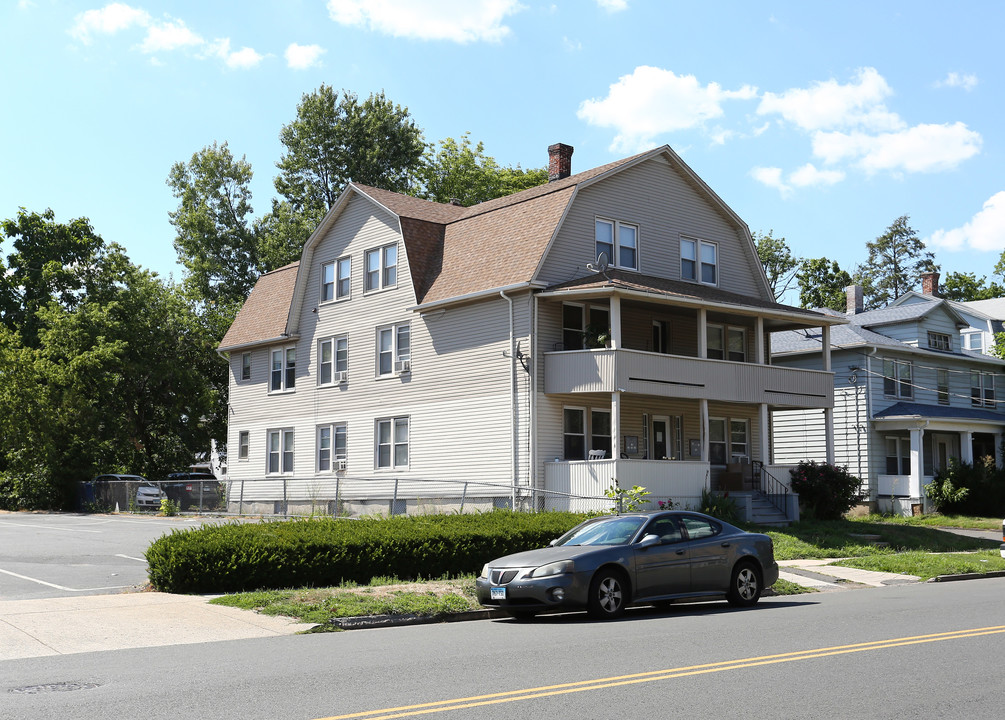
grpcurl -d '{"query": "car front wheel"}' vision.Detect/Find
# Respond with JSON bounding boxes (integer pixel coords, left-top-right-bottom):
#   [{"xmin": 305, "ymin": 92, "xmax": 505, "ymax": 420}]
[
  {"xmin": 726, "ymin": 561, "xmax": 762, "ymax": 607},
  {"xmin": 588, "ymin": 569, "xmax": 627, "ymax": 619}
]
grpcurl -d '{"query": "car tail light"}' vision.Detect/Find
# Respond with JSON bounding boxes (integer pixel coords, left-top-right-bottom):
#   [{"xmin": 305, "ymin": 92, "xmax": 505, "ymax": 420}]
[{"xmin": 185, "ymin": 484, "xmax": 193, "ymax": 491}]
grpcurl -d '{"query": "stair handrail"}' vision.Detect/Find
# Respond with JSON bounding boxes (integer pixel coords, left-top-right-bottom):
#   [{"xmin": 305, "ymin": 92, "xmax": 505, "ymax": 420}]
[{"xmin": 752, "ymin": 461, "xmax": 789, "ymax": 518}]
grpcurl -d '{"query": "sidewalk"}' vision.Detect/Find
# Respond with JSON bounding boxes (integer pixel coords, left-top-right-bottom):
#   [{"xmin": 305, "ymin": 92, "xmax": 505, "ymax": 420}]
[
  {"xmin": 0, "ymin": 592, "xmax": 314, "ymax": 662},
  {"xmin": 778, "ymin": 558, "xmax": 920, "ymax": 590}
]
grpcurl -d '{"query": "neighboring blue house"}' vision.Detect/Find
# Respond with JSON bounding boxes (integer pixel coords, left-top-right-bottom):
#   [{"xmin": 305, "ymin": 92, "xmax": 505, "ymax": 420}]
[
  {"xmin": 771, "ymin": 278, "xmax": 1005, "ymax": 515},
  {"xmin": 893, "ymin": 272, "xmax": 1005, "ymax": 355}
]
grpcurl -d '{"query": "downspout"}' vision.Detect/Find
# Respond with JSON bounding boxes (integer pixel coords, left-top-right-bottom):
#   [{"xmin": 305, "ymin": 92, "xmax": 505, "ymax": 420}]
[
  {"xmin": 531, "ymin": 293, "xmax": 538, "ymax": 505},
  {"xmin": 865, "ymin": 347, "xmax": 878, "ymax": 494},
  {"xmin": 501, "ymin": 290, "xmax": 516, "ymax": 509}
]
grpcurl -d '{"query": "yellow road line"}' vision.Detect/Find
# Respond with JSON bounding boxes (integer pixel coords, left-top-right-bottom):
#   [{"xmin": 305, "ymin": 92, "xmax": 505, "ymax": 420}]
[{"xmin": 315, "ymin": 625, "xmax": 1005, "ymax": 720}]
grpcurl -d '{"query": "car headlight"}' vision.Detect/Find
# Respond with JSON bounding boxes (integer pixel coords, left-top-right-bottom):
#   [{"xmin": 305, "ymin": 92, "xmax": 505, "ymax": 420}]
[
  {"xmin": 528, "ymin": 560, "xmax": 573, "ymax": 578},
  {"xmin": 479, "ymin": 564, "xmax": 490, "ymax": 579}
]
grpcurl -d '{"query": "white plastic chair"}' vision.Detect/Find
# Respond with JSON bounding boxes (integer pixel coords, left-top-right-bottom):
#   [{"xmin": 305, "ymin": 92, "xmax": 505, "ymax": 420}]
[{"xmin": 588, "ymin": 449, "xmax": 606, "ymax": 460}]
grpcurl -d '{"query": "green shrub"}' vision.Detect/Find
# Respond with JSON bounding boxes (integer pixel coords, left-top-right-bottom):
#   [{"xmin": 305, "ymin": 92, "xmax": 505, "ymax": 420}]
[
  {"xmin": 699, "ymin": 488, "xmax": 740, "ymax": 524},
  {"xmin": 145, "ymin": 510, "xmax": 585, "ymax": 594},
  {"xmin": 0, "ymin": 466, "xmax": 65, "ymax": 511},
  {"xmin": 926, "ymin": 458, "xmax": 1005, "ymax": 516},
  {"xmin": 789, "ymin": 461, "xmax": 862, "ymax": 521}
]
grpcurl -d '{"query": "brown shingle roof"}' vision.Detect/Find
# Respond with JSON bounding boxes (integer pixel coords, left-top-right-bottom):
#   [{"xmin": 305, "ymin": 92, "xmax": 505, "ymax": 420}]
[{"xmin": 218, "ymin": 262, "xmax": 300, "ymax": 350}]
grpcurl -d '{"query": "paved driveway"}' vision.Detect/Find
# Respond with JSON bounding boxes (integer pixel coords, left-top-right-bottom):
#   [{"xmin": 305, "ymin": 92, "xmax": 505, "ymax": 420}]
[{"xmin": 0, "ymin": 512, "xmax": 226, "ymax": 600}]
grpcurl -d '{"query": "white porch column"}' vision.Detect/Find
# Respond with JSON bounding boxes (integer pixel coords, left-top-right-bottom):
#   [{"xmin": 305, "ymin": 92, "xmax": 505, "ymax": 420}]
[
  {"xmin": 909, "ymin": 426, "xmax": 925, "ymax": 498},
  {"xmin": 700, "ymin": 398, "xmax": 710, "ymax": 462},
  {"xmin": 759, "ymin": 403, "xmax": 770, "ymax": 465},
  {"xmin": 612, "ymin": 391, "xmax": 621, "ymax": 459},
  {"xmin": 755, "ymin": 316, "xmax": 765, "ymax": 364},
  {"xmin": 961, "ymin": 430, "xmax": 974, "ymax": 464},
  {"xmin": 698, "ymin": 308, "xmax": 707, "ymax": 359},
  {"xmin": 610, "ymin": 295, "xmax": 622, "ymax": 350},
  {"xmin": 824, "ymin": 408, "xmax": 835, "ymax": 464},
  {"xmin": 996, "ymin": 433, "xmax": 1003, "ymax": 468},
  {"xmin": 822, "ymin": 325, "xmax": 831, "ymax": 372}
]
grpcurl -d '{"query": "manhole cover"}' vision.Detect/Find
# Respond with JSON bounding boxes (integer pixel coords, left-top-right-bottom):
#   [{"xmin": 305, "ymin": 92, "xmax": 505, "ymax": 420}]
[{"xmin": 9, "ymin": 681, "xmax": 101, "ymax": 695}]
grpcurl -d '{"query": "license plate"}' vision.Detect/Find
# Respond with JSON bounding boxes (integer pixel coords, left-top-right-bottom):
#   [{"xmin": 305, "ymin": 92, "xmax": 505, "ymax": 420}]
[{"xmin": 490, "ymin": 587, "xmax": 506, "ymax": 600}]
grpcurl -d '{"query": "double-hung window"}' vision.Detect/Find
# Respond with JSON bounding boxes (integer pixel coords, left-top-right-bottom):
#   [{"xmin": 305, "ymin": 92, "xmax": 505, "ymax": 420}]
[
  {"xmin": 971, "ymin": 371, "xmax": 996, "ymax": 407},
  {"xmin": 681, "ymin": 237, "xmax": 717, "ymax": 285},
  {"xmin": 238, "ymin": 431, "xmax": 249, "ymax": 460},
  {"xmin": 563, "ymin": 407, "xmax": 586, "ymax": 460},
  {"xmin": 365, "ymin": 244, "xmax": 397, "ymax": 293},
  {"xmin": 591, "ymin": 410, "xmax": 612, "ymax": 459},
  {"xmin": 595, "ymin": 218, "xmax": 638, "ymax": 270},
  {"xmin": 321, "ymin": 257, "xmax": 351, "ymax": 303},
  {"xmin": 928, "ymin": 331, "xmax": 951, "ymax": 351},
  {"xmin": 708, "ymin": 418, "xmax": 727, "ymax": 465},
  {"xmin": 937, "ymin": 368, "xmax": 950, "ymax": 405},
  {"xmin": 317, "ymin": 423, "xmax": 347, "ymax": 472},
  {"xmin": 885, "ymin": 437, "xmax": 910, "ymax": 475},
  {"xmin": 882, "ymin": 359, "xmax": 912, "ymax": 399},
  {"xmin": 377, "ymin": 323, "xmax": 410, "ymax": 376},
  {"xmin": 267, "ymin": 429, "xmax": 294, "ymax": 474},
  {"xmin": 963, "ymin": 332, "xmax": 984, "ymax": 352},
  {"xmin": 319, "ymin": 336, "xmax": 348, "ymax": 385},
  {"xmin": 241, "ymin": 352, "xmax": 251, "ymax": 381},
  {"xmin": 730, "ymin": 420, "xmax": 749, "ymax": 460},
  {"xmin": 270, "ymin": 346, "xmax": 296, "ymax": 392},
  {"xmin": 706, "ymin": 326, "xmax": 745, "ymax": 361},
  {"xmin": 376, "ymin": 417, "xmax": 408, "ymax": 469}
]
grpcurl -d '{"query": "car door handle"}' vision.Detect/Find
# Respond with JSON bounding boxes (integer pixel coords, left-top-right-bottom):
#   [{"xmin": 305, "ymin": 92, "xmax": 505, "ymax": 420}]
[
  {"xmin": 675, "ymin": 550, "xmax": 685, "ymax": 555},
  {"xmin": 721, "ymin": 542, "xmax": 731, "ymax": 548}
]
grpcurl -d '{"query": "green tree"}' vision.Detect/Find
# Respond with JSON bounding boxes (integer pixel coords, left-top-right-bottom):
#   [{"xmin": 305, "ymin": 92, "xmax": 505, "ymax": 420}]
[
  {"xmin": 255, "ymin": 198, "xmax": 324, "ymax": 272},
  {"xmin": 0, "ymin": 208, "xmax": 122, "ymax": 346},
  {"xmin": 858, "ymin": 215, "xmax": 937, "ymax": 309},
  {"xmin": 167, "ymin": 142, "xmax": 260, "ymax": 323},
  {"xmin": 940, "ymin": 271, "xmax": 1004, "ymax": 302},
  {"xmin": 796, "ymin": 257, "xmax": 852, "ymax": 311},
  {"xmin": 753, "ymin": 230, "xmax": 799, "ymax": 302},
  {"xmin": 418, "ymin": 133, "xmax": 547, "ymax": 206}
]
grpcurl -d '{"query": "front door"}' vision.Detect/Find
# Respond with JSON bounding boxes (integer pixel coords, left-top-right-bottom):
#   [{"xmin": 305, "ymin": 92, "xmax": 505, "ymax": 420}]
[
  {"xmin": 932, "ymin": 433, "xmax": 957, "ymax": 473},
  {"xmin": 653, "ymin": 416, "xmax": 669, "ymax": 460}
]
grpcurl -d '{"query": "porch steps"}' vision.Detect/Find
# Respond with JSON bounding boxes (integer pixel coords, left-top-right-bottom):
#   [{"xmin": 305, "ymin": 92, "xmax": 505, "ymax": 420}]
[{"xmin": 747, "ymin": 493, "xmax": 791, "ymax": 527}]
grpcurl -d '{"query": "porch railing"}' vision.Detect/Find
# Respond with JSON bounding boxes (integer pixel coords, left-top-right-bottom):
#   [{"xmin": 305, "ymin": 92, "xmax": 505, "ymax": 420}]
[
  {"xmin": 543, "ymin": 459, "xmax": 710, "ymax": 512},
  {"xmin": 753, "ymin": 461, "xmax": 789, "ymax": 516}
]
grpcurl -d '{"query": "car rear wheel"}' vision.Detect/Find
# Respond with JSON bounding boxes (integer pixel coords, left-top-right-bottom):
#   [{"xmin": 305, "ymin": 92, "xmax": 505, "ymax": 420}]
[
  {"xmin": 726, "ymin": 561, "xmax": 762, "ymax": 607},
  {"xmin": 588, "ymin": 569, "xmax": 627, "ymax": 619}
]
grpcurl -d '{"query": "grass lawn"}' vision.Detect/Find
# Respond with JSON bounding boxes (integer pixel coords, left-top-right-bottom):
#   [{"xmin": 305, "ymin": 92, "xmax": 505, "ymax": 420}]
[
  {"xmin": 852, "ymin": 514, "xmax": 1002, "ymax": 531},
  {"xmin": 833, "ymin": 550, "xmax": 1005, "ymax": 581}
]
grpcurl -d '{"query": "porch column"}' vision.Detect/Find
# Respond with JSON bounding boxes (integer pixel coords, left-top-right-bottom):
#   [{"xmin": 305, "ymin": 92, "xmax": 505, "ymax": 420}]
[
  {"xmin": 759, "ymin": 403, "xmax": 770, "ymax": 465},
  {"xmin": 700, "ymin": 398, "xmax": 709, "ymax": 462},
  {"xmin": 610, "ymin": 295, "xmax": 622, "ymax": 350},
  {"xmin": 961, "ymin": 430, "xmax": 974, "ymax": 464},
  {"xmin": 755, "ymin": 317, "xmax": 765, "ymax": 364},
  {"xmin": 612, "ymin": 391, "xmax": 621, "ymax": 459},
  {"xmin": 996, "ymin": 433, "xmax": 1003, "ymax": 469},
  {"xmin": 824, "ymin": 408, "xmax": 835, "ymax": 464},
  {"xmin": 822, "ymin": 325, "xmax": 831, "ymax": 372},
  {"xmin": 908, "ymin": 426, "xmax": 925, "ymax": 498},
  {"xmin": 698, "ymin": 308, "xmax": 707, "ymax": 359}
]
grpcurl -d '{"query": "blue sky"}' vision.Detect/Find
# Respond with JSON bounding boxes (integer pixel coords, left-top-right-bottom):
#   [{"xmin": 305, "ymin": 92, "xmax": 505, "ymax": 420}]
[{"xmin": 3, "ymin": 1, "xmax": 1003, "ymax": 304}]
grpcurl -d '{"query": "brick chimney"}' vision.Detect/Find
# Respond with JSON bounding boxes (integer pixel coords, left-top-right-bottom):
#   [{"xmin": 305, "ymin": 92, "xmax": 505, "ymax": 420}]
[
  {"xmin": 921, "ymin": 271, "xmax": 941, "ymax": 297},
  {"xmin": 846, "ymin": 285, "xmax": 863, "ymax": 315},
  {"xmin": 548, "ymin": 143, "xmax": 574, "ymax": 182}
]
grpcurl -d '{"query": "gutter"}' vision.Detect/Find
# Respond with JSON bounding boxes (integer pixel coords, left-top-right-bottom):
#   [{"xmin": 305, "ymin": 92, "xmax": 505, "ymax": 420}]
[
  {"xmin": 411, "ymin": 282, "xmax": 546, "ymax": 313},
  {"xmin": 217, "ymin": 334, "xmax": 301, "ymax": 354}
]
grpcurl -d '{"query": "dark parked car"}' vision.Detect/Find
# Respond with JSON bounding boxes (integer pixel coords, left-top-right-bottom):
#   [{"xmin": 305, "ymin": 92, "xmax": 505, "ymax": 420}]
[
  {"xmin": 161, "ymin": 472, "xmax": 222, "ymax": 510},
  {"xmin": 476, "ymin": 511, "xmax": 778, "ymax": 620}
]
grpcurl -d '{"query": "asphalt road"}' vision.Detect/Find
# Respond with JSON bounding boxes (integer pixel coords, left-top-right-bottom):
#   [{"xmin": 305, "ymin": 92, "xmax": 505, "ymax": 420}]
[
  {"xmin": 0, "ymin": 512, "xmax": 227, "ymax": 600},
  {"xmin": 4, "ymin": 576, "xmax": 1005, "ymax": 719}
]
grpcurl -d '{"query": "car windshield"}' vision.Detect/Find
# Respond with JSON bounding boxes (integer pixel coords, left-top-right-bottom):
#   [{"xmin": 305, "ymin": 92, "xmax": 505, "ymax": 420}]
[{"xmin": 556, "ymin": 517, "xmax": 647, "ymax": 546}]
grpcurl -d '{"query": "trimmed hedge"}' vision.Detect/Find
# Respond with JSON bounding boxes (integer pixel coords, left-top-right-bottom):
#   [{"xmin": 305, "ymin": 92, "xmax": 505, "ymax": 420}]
[{"xmin": 145, "ymin": 510, "xmax": 585, "ymax": 594}]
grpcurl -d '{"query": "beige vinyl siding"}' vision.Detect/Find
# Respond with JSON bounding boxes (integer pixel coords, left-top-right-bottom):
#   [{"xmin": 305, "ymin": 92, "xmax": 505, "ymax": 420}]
[{"xmin": 537, "ymin": 156, "xmax": 767, "ymax": 301}]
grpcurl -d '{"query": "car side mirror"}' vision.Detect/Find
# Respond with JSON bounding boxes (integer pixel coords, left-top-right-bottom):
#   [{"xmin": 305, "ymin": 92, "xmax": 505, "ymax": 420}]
[
  {"xmin": 548, "ymin": 538, "xmax": 558, "ymax": 547},
  {"xmin": 636, "ymin": 533, "xmax": 660, "ymax": 549}
]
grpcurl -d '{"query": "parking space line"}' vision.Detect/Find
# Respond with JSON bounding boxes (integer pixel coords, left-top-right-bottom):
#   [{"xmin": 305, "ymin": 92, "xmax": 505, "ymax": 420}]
[
  {"xmin": 115, "ymin": 554, "xmax": 148, "ymax": 563},
  {"xmin": 0, "ymin": 521, "xmax": 102, "ymax": 533},
  {"xmin": 0, "ymin": 568, "xmax": 131, "ymax": 592}
]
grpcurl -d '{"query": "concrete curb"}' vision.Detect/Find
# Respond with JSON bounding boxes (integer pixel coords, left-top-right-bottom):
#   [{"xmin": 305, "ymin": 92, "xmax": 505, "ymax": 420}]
[
  {"xmin": 928, "ymin": 570, "xmax": 1005, "ymax": 583},
  {"xmin": 327, "ymin": 609, "xmax": 508, "ymax": 630}
]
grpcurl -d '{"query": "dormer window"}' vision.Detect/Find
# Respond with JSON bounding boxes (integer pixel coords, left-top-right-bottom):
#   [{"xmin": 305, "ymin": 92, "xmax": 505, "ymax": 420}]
[
  {"xmin": 595, "ymin": 218, "xmax": 638, "ymax": 270},
  {"xmin": 927, "ymin": 331, "xmax": 951, "ymax": 351}
]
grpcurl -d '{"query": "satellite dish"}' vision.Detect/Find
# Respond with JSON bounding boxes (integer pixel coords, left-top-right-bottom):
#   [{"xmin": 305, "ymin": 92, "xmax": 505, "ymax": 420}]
[{"xmin": 587, "ymin": 252, "xmax": 610, "ymax": 273}]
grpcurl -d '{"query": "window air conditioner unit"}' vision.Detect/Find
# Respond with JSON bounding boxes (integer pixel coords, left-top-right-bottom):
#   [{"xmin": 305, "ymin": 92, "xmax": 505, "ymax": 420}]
[
  {"xmin": 334, "ymin": 458, "xmax": 347, "ymax": 472},
  {"xmin": 335, "ymin": 370, "xmax": 349, "ymax": 384},
  {"xmin": 394, "ymin": 358, "xmax": 412, "ymax": 374}
]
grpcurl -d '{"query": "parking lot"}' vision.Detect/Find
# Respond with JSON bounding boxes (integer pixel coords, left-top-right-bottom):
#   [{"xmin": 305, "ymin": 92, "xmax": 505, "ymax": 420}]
[{"xmin": 0, "ymin": 512, "xmax": 226, "ymax": 601}]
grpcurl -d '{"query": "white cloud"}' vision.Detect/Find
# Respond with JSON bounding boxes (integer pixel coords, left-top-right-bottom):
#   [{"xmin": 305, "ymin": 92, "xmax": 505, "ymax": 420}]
[
  {"xmin": 750, "ymin": 166, "xmax": 790, "ymax": 196},
  {"xmin": 597, "ymin": 0, "xmax": 628, "ymax": 11},
  {"xmin": 812, "ymin": 122, "xmax": 982, "ymax": 174},
  {"xmin": 926, "ymin": 192, "xmax": 1005, "ymax": 252},
  {"xmin": 788, "ymin": 163, "xmax": 845, "ymax": 188},
  {"xmin": 70, "ymin": 3, "xmax": 150, "ymax": 43},
  {"xmin": 286, "ymin": 43, "xmax": 326, "ymax": 69},
  {"xmin": 935, "ymin": 72, "xmax": 979, "ymax": 91},
  {"xmin": 577, "ymin": 66, "xmax": 757, "ymax": 152},
  {"xmin": 139, "ymin": 19, "xmax": 203, "ymax": 53},
  {"xmin": 757, "ymin": 67, "xmax": 902, "ymax": 132},
  {"xmin": 18, "ymin": 0, "xmax": 36, "ymax": 9},
  {"xmin": 203, "ymin": 39, "xmax": 264, "ymax": 69},
  {"xmin": 326, "ymin": 0, "xmax": 525, "ymax": 43},
  {"xmin": 562, "ymin": 36, "xmax": 582, "ymax": 52}
]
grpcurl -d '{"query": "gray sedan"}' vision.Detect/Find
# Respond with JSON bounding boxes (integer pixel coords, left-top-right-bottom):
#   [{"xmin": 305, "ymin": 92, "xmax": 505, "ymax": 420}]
[{"xmin": 476, "ymin": 511, "xmax": 778, "ymax": 620}]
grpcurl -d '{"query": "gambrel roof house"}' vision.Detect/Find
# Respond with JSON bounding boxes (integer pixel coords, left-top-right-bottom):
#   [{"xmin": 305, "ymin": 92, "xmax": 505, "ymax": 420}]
[
  {"xmin": 771, "ymin": 281, "xmax": 1005, "ymax": 515},
  {"xmin": 220, "ymin": 144, "xmax": 844, "ymax": 520}
]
